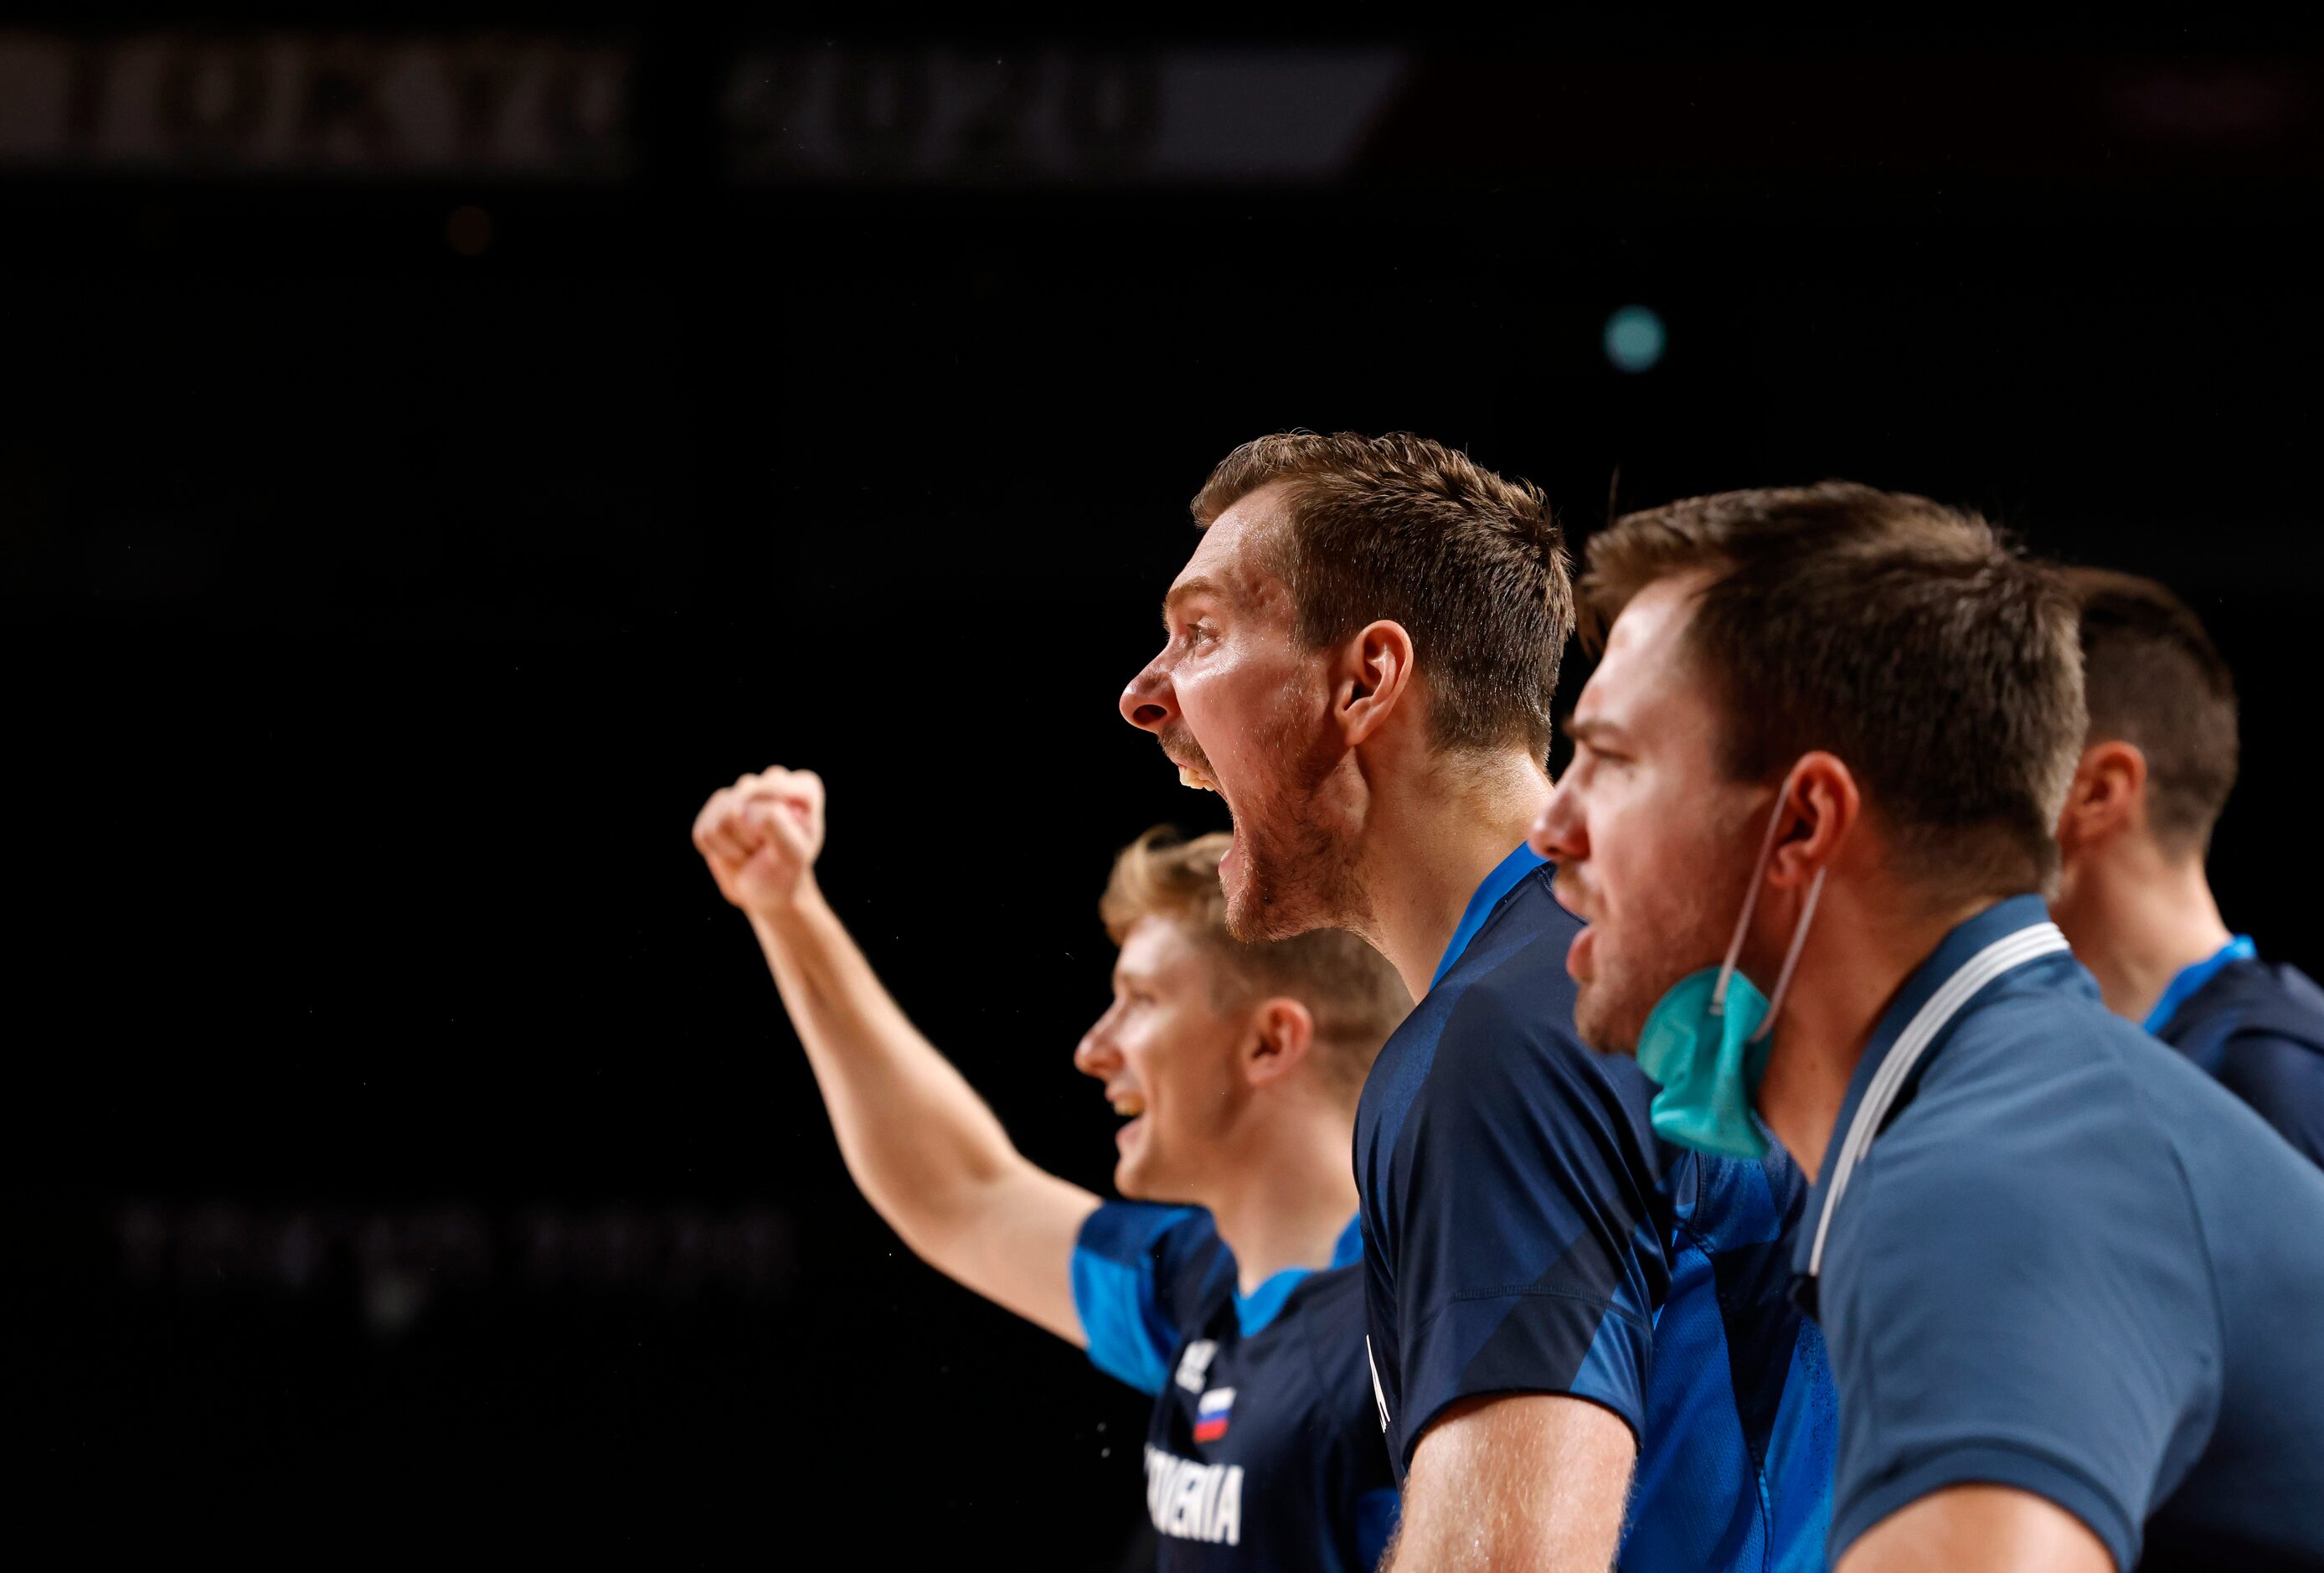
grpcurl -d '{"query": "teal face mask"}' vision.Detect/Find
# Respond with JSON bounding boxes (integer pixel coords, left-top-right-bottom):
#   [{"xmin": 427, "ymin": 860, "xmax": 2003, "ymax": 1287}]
[
  {"xmin": 1636, "ymin": 967, "xmax": 1776, "ymax": 1158},
  {"xmin": 1633, "ymin": 771, "xmax": 1827, "ymax": 1161}
]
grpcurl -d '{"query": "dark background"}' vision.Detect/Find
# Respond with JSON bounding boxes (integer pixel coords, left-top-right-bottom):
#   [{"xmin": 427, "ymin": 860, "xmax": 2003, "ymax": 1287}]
[{"xmin": 9, "ymin": 12, "xmax": 2321, "ymax": 1562}]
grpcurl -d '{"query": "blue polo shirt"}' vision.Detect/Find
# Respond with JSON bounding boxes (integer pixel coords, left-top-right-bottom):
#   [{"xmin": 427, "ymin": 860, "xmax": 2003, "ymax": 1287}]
[
  {"xmin": 1796, "ymin": 895, "xmax": 2324, "ymax": 1570},
  {"xmin": 2147, "ymin": 939, "xmax": 2324, "ymax": 1168},
  {"xmin": 1073, "ymin": 1205, "xmax": 1397, "ymax": 1572},
  {"xmin": 1355, "ymin": 845, "xmax": 1838, "ymax": 1573}
]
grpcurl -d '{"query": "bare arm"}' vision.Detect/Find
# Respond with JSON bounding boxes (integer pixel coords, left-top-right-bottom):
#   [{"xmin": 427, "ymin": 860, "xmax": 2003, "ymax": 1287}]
[
  {"xmin": 1838, "ymin": 1486, "xmax": 2115, "ymax": 1573},
  {"xmin": 1385, "ymin": 1394, "xmax": 1636, "ymax": 1571},
  {"xmin": 694, "ymin": 767, "xmax": 1100, "ymax": 1344}
]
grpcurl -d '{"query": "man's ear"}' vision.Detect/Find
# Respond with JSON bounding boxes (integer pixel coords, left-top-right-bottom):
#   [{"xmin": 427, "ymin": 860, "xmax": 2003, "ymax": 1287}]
[
  {"xmin": 2055, "ymin": 740, "xmax": 2146, "ymax": 860},
  {"xmin": 1244, "ymin": 997, "xmax": 1317, "ymax": 1089},
  {"xmin": 1766, "ymin": 750, "xmax": 1862, "ymax": 889},
  {"xmin": 1337, "ymin": 620, "xmax": 1415, "ymax": 747}
]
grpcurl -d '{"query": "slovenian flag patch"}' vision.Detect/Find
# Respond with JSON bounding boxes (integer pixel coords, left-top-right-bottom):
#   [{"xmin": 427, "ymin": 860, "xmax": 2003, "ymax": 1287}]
[{"xmin": 1193, "ymin": 1387, "xmax": 1234, "ymax": 1443}]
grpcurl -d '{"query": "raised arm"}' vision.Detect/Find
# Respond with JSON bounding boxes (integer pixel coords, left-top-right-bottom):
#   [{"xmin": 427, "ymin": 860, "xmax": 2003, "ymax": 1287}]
[
  {"xmin": 693, "ymin": 766, "xmax": 1099, "ymax": 1343},
  {"xmin": 1387, "ymin": 1395, "xmax": 1636, "ymax": 1571}
]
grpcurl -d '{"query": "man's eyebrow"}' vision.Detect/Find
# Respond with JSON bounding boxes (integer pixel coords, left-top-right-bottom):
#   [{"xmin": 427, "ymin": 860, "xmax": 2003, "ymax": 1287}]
[
  {"xmin": 1567, "ymin": 714, "xmax": 1627, "ymax": 747},
  {"xmin": 1161, "ymin": 575, "xmax": 1231, "ymax": 627}
]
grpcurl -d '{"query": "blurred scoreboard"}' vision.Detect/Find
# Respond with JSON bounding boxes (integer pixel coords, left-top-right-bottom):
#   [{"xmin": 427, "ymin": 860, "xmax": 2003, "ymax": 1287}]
[
  {"xmin": 0, "ymin": 32, "xmax": 633, "ymax": 177},
  {"xmin": 724, "ymin": 48, "xmax": 1406, "ymax": 184},
  {"xmin": 0, "ymin": 31, "xmax": 1408, "ymax": 184}
]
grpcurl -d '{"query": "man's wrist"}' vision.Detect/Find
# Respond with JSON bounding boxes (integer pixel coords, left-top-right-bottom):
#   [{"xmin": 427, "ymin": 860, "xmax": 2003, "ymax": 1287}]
[{"xmin": 746, "ymin": 877, "xmax": 829, "ymax": 945}]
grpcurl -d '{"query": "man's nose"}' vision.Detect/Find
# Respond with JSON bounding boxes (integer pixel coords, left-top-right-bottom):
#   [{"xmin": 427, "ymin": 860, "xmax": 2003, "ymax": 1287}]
[
  {"xmin": 1120, "ymin": 658, "xmax": 1177, "ymax": 734},
  {"xmin": 1074, "ymin": 1017, "xmax": 1120, "ymax": 1077},
  {"xmin": 1530, "ymin": 776, "xmax": 1587, "ymax": 863}
]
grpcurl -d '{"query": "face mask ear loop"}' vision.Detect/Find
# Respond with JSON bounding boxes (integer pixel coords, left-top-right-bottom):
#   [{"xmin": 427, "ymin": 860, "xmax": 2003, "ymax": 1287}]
[
  {"xmin": 1710, "ymin": 777, "xmax": 1798, "ymax": 1017},
  {"xmin": 1749, "ymin": 866, "xmax": 1827, "ymax": 1045}
]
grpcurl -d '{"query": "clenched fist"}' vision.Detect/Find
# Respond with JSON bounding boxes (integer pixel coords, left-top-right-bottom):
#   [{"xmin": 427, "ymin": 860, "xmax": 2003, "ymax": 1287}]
[{"xmin": 693, "ymin": 766, "xmax": 827, "ymax": 915}]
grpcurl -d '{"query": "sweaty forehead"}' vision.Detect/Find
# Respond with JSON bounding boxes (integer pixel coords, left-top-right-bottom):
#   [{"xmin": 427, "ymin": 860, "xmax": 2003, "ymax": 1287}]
[{"xmin": 1172, "ymin": 484, "xmax": 1294, "ymax": 611}]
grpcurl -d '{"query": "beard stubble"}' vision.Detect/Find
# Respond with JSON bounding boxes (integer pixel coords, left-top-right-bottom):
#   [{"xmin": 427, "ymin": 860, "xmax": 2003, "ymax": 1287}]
[{"xmin": 1219, "ymin": 698, "xmax": 1371, "ymax": 944}]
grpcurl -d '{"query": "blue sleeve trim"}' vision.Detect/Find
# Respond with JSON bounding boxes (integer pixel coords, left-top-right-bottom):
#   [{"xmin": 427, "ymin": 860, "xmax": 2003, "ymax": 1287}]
[
  {"xmin": 1565, "ymin": 1297, "xmax": 1653, "ymax": 1444},
  {"xmin": 1071, "ymin": 1203, "xmax": 1201, "ymax": 1397},
  {"xmin": 1394, "ymin": 1289, "xmax": 1651, "ymax": 1467},
  {"xmin": 1831, "ymin": 1442, "xmax": 2140, "ymax": 1570},
  {"xmin": 1354, "ymin": 1488, "xmax": 1401, "ymax": 1570}
]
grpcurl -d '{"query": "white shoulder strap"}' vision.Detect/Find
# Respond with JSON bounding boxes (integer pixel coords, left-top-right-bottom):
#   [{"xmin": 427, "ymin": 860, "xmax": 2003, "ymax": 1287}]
[{"xmin": 1806, "ymin": 923, "xmax": 2071, "ymax": 1279}]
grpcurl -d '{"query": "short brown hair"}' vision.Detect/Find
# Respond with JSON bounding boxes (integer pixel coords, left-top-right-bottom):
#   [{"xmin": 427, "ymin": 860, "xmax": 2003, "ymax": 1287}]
[
  {"xmin": 1193, "ymin": 432, "xmax": 1572, "ymax": 760},
  {"xmin": 1100, "ymin": 828, "xmax": 1410, "ymax": 1097},
  {"xmin": 2064, "ymin": 567, "xmax": 2239, "ymax": 858},
  {"xmin": 1582, "ymin": 482, "xmax": 2084, "ymax": 900}
]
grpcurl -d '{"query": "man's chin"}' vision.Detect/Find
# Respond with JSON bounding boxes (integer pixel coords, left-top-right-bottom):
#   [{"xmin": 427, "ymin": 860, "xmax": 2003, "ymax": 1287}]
[
  {"xmin": 1113, "ymin": 1158, "xmax": 1196, "ymax": 1208},
  {"xmin": 1221, "ymin": 885, "xmax": 1273, "ymax": 944},
  {"xmin": 1223, "ymin": 848, "xmax": 1319, "ymax": 943},
  {"xmin": 1573, "ymin": 983, "xmax": 1645, "ymax": 1058}
]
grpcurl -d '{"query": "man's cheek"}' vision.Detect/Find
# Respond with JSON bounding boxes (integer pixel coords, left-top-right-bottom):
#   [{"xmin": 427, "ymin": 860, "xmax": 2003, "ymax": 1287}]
[{"xmin": 1183, "ymin": 684, "xmax": 1230, "ymax": 752}]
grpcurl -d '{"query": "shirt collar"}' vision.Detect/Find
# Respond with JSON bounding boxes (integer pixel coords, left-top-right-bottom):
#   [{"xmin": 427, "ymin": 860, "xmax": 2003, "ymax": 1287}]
[
  {"xmin": 1790, "ymin": 894, "xmax": 2073, "ymax": 1291},
  {"xmin": 2144, "ymin": 935, "xmax": 2258, "ymax": 1035},
  {"xmin": 1431, "ymin": 843, "xmax": 1548, "ymax": 990},
  {"xmin": 1231, "ymin": 1215, "xmax": 1363, "ymax": 1338}
]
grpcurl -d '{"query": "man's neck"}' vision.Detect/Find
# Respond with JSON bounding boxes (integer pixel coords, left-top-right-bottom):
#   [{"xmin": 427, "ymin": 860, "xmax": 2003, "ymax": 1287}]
[
  {"xmin": 2067, "ymin": 849, "xmax": 2234, "ymax": 1024},
  {"xmin": 1353, "ymin": 750, "xmax": 1553, "ymax": 1002},
  {"xmin": 1755, "ymin": 882, "xmax": 1999, "ymax": 1181},
  {"xmin": 1203, "ymin": 1109, "xmax": 1363, "ymax": 1297}
]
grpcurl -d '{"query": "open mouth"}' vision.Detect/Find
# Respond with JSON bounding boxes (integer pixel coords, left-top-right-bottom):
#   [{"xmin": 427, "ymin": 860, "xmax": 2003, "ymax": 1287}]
[
  {"xmin": 1166, "ymin": 743, "xmax": 1239, "ymax": 858},
  {"xmin": 1112, "ymin": 1094, "xmax": 1148, "ymax": 1150},
  {"xmin": 1162, "ymin": 730, "xmax": 1221, "ymax": 796}
]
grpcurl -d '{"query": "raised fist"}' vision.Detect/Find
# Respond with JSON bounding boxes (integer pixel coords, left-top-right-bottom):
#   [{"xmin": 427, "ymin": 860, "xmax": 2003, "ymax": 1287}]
[{"xmin": 692, "ymin": 766, "xmax": 827, "ymax": 915}]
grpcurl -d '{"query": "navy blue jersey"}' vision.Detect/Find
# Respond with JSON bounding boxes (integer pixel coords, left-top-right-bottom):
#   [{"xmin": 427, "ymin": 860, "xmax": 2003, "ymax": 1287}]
[
  {"xmin": 1795, "ymin": 896, "xmax": 2324, "ymax": 1570},
  {"xmin": 1073, "ymin": 1206, "xmax": 1397, "ymax": 1572},
  {"xmin": 2149, "ymin": 941, "xmax": 2324, "ymax": 1168},
  {"xmin": 1354, "ymin": 846, "xmax": 1838, "ymax": 1573}
]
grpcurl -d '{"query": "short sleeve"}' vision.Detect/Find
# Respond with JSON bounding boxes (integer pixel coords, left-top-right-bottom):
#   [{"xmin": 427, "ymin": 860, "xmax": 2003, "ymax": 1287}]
[
  {"xmin": 1070, "ymin": 1203, "xmax": 1219, "ymax": 1395},
  {"xmin": 1314, "ymin": 1284, "xmax": 1404, "ymax": 1570},
  {"xmin": 2213, "ymin": 1032, "xmax": 2324, "ymax": 1168},
  {"xmin": 1822, "ymin": 1100, "xmax": 2220, "ymax": 1569},
  {"xmin": 1380, "ymin": 987, "xmax": 1668, "ymax": 1467}
]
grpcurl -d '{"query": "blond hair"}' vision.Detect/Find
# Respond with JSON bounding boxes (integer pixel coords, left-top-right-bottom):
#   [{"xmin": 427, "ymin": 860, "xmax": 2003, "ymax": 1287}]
[{"xmin": 1100, "ymin": 828, "xmax": 1409, "ymax": 1098}]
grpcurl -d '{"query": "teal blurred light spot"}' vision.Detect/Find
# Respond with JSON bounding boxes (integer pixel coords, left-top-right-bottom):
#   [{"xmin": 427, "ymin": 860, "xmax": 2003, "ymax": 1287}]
[{"xmin": 1604, "ymin": 305, "xmax": 1667, "ymax": 374}]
